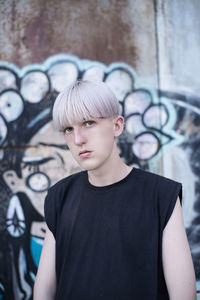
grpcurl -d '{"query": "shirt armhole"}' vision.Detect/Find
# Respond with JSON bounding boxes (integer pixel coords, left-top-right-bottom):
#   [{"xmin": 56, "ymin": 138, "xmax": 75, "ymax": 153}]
[
  {"xmin": 163, "ymin": 182, "xmax": 182, "ymax": 229},
  {"xmin": 44, "ymin": 189, "xmax": 57, "ymax": 238}
]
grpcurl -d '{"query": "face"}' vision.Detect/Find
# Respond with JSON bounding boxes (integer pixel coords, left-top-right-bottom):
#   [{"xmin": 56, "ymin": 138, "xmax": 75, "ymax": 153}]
[
  {"xmin": 63, "ymin": 117, "xmax": 124, "ymax": 172},
  {"xmin": 3, "ymin": 122, "xmax": 81, "ymax": 216},
  {"xmin": 20, "ymin": 145, "xmax": 79, "ymax": 214},
  {"xmin": 3, "ymin": 122, "xmax": 81, "ymax": 238}
]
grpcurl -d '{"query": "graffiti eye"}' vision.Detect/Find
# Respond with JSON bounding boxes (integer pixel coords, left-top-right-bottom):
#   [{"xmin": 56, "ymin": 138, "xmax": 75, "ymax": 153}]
[{"xmin": 26, "ymin": 172, "xmax": 50, "ymax": 193}]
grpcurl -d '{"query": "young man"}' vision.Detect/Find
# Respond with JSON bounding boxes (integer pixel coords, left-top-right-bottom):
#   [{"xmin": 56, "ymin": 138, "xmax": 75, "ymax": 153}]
[{"xmin": 34, "ymin": 80, "xmax": 196, "ymax": 300}]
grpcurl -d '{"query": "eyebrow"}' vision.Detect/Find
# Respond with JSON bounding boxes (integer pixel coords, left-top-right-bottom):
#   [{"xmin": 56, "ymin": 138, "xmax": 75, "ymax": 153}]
[
  {"xmin": 22, "ymin": 157, "xmax": 55, "ymax": 166},
  {"xmin": 39, "ymin": 142, "xmax": 69, "ymax": 150}
]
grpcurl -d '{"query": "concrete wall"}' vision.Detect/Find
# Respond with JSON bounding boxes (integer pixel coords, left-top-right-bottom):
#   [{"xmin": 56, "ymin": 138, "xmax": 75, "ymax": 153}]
[{"xmin": 0, "ymin": 0, "xmax": 199, "ymax": 298}]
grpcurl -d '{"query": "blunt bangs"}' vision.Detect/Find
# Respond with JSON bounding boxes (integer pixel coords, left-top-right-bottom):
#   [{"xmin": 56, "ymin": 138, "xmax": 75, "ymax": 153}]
[{"xmin": 52, "ymin": 80, "xmax": 120, "ymax": 131}]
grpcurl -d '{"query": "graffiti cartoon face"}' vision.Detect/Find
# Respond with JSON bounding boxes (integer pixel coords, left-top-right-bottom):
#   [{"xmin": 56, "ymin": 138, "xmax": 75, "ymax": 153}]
[{"xmin": 3, "ymin": 122, "xmax": 80, "ymax": 236}]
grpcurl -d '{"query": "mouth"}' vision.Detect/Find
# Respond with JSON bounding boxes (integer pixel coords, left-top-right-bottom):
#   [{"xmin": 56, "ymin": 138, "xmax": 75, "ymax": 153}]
[{"xmin": 79, "ymin": 150, "xmax": 92, "ymax": 158}]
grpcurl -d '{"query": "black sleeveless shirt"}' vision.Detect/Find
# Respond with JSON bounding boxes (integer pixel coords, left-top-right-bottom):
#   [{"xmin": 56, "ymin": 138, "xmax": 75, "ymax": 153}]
[{"xmin": 44, "ymin": 168, "xmax": 182, "ymax": 300}]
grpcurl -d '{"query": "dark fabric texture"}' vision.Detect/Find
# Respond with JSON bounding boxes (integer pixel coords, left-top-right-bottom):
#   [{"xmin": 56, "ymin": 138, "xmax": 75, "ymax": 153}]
[{"xmin": 44, "ymin": 168, "xmax": 182, "ymax": 300}]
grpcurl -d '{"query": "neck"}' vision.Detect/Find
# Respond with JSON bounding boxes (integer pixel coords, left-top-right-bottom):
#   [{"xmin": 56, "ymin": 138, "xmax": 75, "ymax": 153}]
[{"xmin": 87, "ymin": 152, "xmax": 132, "ymax": 187}]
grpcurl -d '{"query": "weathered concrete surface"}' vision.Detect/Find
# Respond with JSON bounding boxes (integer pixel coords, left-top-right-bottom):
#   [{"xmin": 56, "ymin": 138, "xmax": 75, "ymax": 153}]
[
  {"xmin": 0, "ymin": 0, "xmax": 158, "ymax": 85},
  {"xmin": 155, "ymin": 0, "xmax": 200, "ymax": 94}
]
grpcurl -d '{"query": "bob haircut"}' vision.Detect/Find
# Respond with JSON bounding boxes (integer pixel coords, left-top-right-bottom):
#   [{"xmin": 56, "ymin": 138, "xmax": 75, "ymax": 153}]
[{"xmin": 52, "ymin": 80, "xmax": 120, "ymax": 132}]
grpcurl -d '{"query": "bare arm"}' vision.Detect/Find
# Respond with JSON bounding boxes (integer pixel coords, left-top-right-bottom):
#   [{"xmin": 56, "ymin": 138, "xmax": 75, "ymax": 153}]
[
  {"xmin": 33, "ymin": 226, "xmax": 57, "ymax": 300},
  {"xmin": 162, "ymin": 198, "xmax": 196, "ymax": 300}
]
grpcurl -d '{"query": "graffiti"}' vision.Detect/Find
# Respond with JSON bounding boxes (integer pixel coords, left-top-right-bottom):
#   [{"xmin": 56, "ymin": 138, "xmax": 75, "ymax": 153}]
[
  {"xmin": 158, "ymin": 89, "xmax": 200, "ymax": 292},
  {"xmin": 0, "ymin": 53, "xmax": 199, "ymax": 298}
]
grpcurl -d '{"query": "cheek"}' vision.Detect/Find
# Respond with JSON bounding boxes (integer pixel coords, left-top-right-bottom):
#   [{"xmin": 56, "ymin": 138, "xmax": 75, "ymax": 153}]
[
  {"xmin": 67, "ymin": 146, "xmax": 77, "ymax": 158},
  {"xmin": 64, "ymin": 135, "xmax": 69, "ymax": 144},
  {"xmin": 94, "ymin": 133, "xmax": 114, "ymax": 153}
]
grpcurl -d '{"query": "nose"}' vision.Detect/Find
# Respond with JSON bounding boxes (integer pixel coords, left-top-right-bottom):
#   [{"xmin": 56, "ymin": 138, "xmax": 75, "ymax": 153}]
[{"xmin": 73, "ymin": 127, "xmax": 87, "ymax": 146}]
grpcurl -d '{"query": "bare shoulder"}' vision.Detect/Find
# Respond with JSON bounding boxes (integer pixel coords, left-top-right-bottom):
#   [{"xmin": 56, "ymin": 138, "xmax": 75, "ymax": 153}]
[
  {"xmin": 33, "ymin": 227, "xmax": 57, "ymax": 300},
  {"xmin": 162, "ymin": 198, "xmax": 196, "ymax": 300}
]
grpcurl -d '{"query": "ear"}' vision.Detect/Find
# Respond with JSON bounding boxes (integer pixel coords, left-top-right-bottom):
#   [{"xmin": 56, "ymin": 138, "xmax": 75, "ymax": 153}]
[
  {"xmin": 3, "ymin": 170, "xmax": 22, "ymax": 193},
  {"xmin": 113, "ymin": 116, "xmax": 124, "ymax": 137}
]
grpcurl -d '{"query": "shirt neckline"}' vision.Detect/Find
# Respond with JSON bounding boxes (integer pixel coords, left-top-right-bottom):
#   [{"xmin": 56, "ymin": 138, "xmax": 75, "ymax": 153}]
[{"xmin": 83, "ymin": 167, "xmax": 135, "ymax": 192}]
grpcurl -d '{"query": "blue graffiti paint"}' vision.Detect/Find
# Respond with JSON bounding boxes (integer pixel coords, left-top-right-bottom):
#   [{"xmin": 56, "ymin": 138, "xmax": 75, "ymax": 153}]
[
  {"xmin": 30, "ymin": 236, "xmax": 44, "ymax": 268},
  {"xmin": 0, "ymin": 53, "xmax": 183, "ymax": 162},
  {"xmin": 0, "ymin": 282, "xmax": 4, "ymax": 300}
]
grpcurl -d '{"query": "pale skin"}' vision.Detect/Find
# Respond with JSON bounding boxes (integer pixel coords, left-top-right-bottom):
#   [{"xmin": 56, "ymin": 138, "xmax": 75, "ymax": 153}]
[{"xmin": 33, "ymin": 116, "xmax": 196, "ymax": 300}]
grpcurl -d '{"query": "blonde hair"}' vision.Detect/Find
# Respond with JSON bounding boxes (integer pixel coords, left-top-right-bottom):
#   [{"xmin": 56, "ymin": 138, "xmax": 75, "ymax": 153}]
[{"xmin": 52, "ymin": 80, "xmax": 120, "ymax": 131}]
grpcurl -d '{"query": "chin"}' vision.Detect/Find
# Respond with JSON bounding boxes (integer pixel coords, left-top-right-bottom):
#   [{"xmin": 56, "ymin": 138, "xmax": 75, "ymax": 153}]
[
  {"xmin": 80, "ymin": 164, "xmax": 99, "ymax": 172},
  {"xmin": 78, "ymin": 160, "xmax": 102, "ymax": 172}
]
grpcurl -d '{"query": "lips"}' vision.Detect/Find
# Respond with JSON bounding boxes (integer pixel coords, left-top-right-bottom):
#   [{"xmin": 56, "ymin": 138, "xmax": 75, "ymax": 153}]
[{"xmin": 79, "ymin": 150, "xmax": 92, "ymax": 158}]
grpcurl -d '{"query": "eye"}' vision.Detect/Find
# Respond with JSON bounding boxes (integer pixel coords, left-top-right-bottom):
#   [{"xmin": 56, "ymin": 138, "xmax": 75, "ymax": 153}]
[
  {"xmin": 64, "ymin": 127, "xmax": 73, "ymax": 134},
  {"xmin": 84, "ymin": 120, "xmax": 95, "ymax": 127}
]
